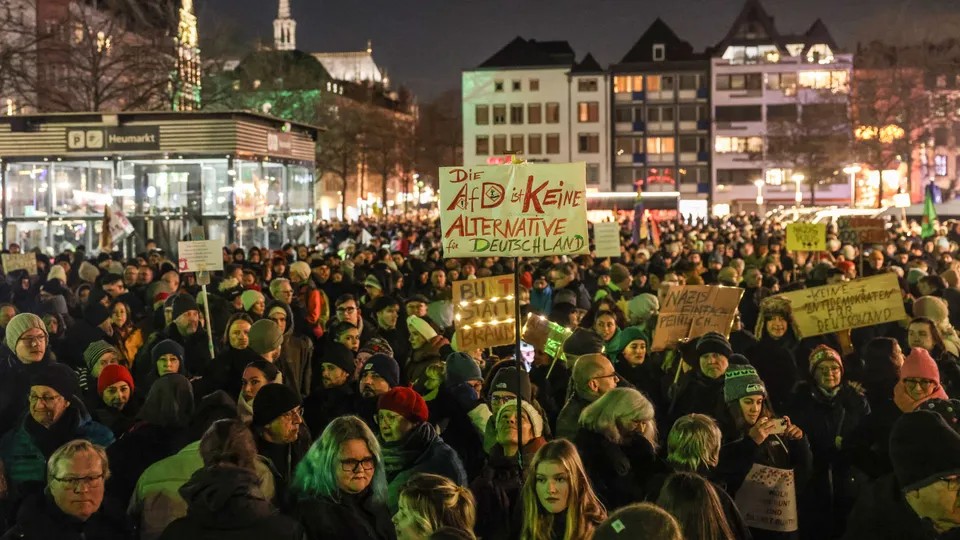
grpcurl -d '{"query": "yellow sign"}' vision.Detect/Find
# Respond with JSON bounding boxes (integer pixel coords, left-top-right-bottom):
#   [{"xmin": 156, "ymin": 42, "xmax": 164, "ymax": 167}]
[
  {"xmin": 453, "ymin": 275, "xmax": 517, "ymax": 350},
  {"xmin": 652, "ymin": 285, "xmax": 744, "ymax": 351},
  {"xmin": 785, "ymin": 223, "xmax": 826, "ymax": 252},
  {"xmin": 775, "ymin": 273, "xmax": 907, "ymax": 338},
  {"xmin": 438, "ymin": 163, "xmax": 589, "ymax": 257},
  {"xmin": 1, "ymin": 253, "xmax": 38, "ymax": 276}
]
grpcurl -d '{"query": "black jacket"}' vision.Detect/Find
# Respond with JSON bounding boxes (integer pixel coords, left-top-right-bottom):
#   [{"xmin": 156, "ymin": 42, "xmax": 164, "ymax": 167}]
[
  {"xmin": 574, "ymin": 428, "xmax": 662, "ymax": 511},
  {"xmin": 1, "ymin": 493, "xmax": 133, "ymax": 540},
  {"xmin": 841, "ymin": 473, "xmax": 936, "ymax": 540},
  {"xmin": 303, "ymin": 382, "xmax": 358, "ymax": 438},
  {"xmin": 0, "ymin": 354, "xmax": 53, "ymax": 437},
  {"xmin": 294, "ymin": 490, "xmax": 395, "ymax": 540},
  {"xmin": 747, "ymin": 334, "xmax": 800, "ymax": 413},
  {"xmin": 158, "ymin": 466, "xmax": 303, "ymax": 540}
]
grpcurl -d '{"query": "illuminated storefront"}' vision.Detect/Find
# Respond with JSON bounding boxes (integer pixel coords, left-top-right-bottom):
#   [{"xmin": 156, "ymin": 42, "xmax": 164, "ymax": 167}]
[{"xmin": 0, "ymin": 111, "xmax": 318, "ymax": 254}]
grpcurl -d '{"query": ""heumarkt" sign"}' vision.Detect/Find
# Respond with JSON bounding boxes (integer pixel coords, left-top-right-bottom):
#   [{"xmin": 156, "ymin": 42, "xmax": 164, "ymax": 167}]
[{"xmin": 66, "ymin": 126, "xmax": 161, "ymax": 151}]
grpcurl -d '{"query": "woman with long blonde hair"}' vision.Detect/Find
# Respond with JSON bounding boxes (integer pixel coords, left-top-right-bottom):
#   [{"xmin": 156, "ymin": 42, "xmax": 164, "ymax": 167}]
[{"xmin": 520, "ymin": 439, "xmax": 606, "ymax": 540}]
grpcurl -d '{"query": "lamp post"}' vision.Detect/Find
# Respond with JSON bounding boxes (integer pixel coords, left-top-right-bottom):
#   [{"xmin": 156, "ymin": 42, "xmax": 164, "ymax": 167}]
[
  {"xmin": 792, "ymin": 173, "xmax": 804, "ymax": 205},
  {"xmin": 754, "ymin": 178, "xmax": 765, "ymax": 214},
  {"xmin": 843, "ymin": 165, "xmax": 861, "ymax": 207}
]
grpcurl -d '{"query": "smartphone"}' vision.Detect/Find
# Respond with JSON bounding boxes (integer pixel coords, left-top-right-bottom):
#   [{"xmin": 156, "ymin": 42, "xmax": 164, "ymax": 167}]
[{"xmin": 768, "ymin": 418, "xmax": 788, "ymax": 435}]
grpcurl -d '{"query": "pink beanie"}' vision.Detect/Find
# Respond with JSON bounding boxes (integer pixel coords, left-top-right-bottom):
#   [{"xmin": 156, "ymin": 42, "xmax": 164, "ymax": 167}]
[{"xmin": 895, "ymin": 348, "xmax": 949, "ymax": 412}]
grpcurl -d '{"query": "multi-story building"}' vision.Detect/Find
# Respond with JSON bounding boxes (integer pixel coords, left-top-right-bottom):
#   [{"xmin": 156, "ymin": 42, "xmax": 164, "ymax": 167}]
[
  {"xmin": 462, "ymin": 37, "xmax": 610, "ymax": 189},
  {"xmin": 610, "ymin": 18, "xmax": 711, "ymax": 218},
  {"xmin": 710, "ymin": 0, "xmax": 853, "ymax": 213}
]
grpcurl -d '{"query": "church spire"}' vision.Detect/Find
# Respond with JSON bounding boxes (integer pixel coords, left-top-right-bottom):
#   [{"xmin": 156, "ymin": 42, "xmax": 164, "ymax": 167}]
[{"xmin": 274, "ymin": 0, "xmax": 296, "ymax": 51}]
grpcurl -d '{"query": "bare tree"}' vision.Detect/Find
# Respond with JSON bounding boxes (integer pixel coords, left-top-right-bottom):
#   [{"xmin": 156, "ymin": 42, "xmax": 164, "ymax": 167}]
[
  {"xmin": 367, "ymin": 111, "xmax": 415, "ymax": 216},
  {"xmin": 415, "ymin": 88, "xmax": 462, "ymax": 186},
  {"xmin": 315, "ymin": 101, "xmax": 367, "ymax": 219}
]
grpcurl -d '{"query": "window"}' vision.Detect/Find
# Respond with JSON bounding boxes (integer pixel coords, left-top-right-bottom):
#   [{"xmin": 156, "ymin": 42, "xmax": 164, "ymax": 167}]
[
  {"xmin": 578, "ymin": 78, "xmax": 598, "ymax": 92},
  {"xmin": 529, "ymin": 79, "xmax": 540, "ymax": 91},
  {"xmin": 578, "ymin": 133, "xmax": 600, "ymax": 153},
  {"xmin": 528, "ymin": 103, "xmax": 542, "ymax": 124},
  {"xmin": 494, "ymin": 80, "xmax": 504, "ymax": 92},
  {"xmin": 767, "ymin": 72, "xmax": 798, "ymax": 93},
  {"xmin": 493, "ymin": 135, "xmax": 507, "ymax": 155},
  {"xmin": 510, "ymin": 104, "xmax": 524, "ymax": 124},
  {"xmin": 614, "ymin": 75, "xmax": 643, "ymax": 93},
  {"xmin": 662, "ymin": 75, "xmax": 675, "ymax": 90},
  {"xmin": 679, "ymin": 104, "xmax": 708, "ymax": 122},
  {"xmin": 798, "ymin": 70, "xmax": 848, "ymax": 92},
  {"xmin": 578, "ymin": 102, "xmax": 599, "ymax": 122},
  {"xmin": 492, "ymin": 105, "xmax": 506, "ymax": 125},
  {"xmin": 615, "ymin": 106, "xmax": 634, "ymax": 123},
  {"xmin": 546, "ymin": 102, "xmax": 560, "ymax": 123},
  {"xmin": 615, "ymin": 137, "xmax": 643, "ymax": 155},
  {"xmin": 510, "ymin": 134, "xmax": 524, "ymax": 154},
  {"xmin": 646, "ymin": 137, "xmax": 675, "ymax": 155},
  {"xmin": 476, "ymin": 136, "xmax": 489, "ymax": 155},
  {"xmin": 715, "ymin": 105, "xmax": 762, "ymax": 122},
  {"xmin": 546, "ymin": 134, "xmax": 560, "ymax": 154},
  {"xmin": 528, "ymin": 134, "xmax": 542, "ymax": 154},
  {"xmin": 615, "ymin": 167, "xmax": 643, "ymax": 188},
  {"xmin": 936, "ymin": 154, "xmax": 948, "ymax": 176},
  {"xmin": 716, "ymin": 73, "xmax": 762, "ymax": 91},
  {"xmin": 646, "ymin": 75, "xmax": 662, "ymax": 92},
  {"xmin": 679, "ymin": 74, "xmax": 701, "ymax": 90},
  {"xmin": 679, "ymin": 136, "xmax": 706, "ymax": 153},
  {"xmin": 586, "ymin": 163, "xmax": 600, "ymax": 185},
  {"xmin": 679, "ymin": 166, "xmax": 708, "ymax": 185},
  {"xmin": 715, "ymin": 136, "xmax": 763, "ymax": 153},
  {"xmin": 475, "ymin": 105, "xmax": 489, "ymax": 125},
  {"xmin": 716, "ymin": 168, "xmax": 762, "ymax": 185},
  {"xmin": 647, "ymin": 106, "xmax": 675, "ymax": 122},
  {"xmin": 767, "ymin": 104, "xmax": 798, "ymax": 122},
  {"xmin": 512, "ymin": 80, "xmax": 521, "ymax": 91},
  {"xmin": 653, "ymin": 44, "xmax": 666, "ymax": 61},
  {"xmin": 644, "ymin": 167, "xmax": 675, "ymax": 187}
]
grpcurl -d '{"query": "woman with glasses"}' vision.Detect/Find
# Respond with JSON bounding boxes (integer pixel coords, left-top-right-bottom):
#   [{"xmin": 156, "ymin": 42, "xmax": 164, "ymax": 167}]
[
  {"xmin": 292, "ymin": 416, "xmax": 395, "ymax": 540},
  {"xmin": 0, "ymin": 313, "xmax": 55, "ymax": 435},
  {"xmin": 574, "ymin": 387, "xmax": 660, "ymax": 511},
  {"xmin": 907, "ymin": 315, "xmax": 960, "ymax": 397},
  {"xmin": 894, "ymin": 347, "xmax": 949, "ymax": 413}
]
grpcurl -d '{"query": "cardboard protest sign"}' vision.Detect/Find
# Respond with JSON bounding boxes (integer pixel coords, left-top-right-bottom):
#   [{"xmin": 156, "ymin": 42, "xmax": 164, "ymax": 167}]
[
  {"xmin": 651, "ymin": 285, "xmax": 744, "ymax": 351},
  {"xmin": 734, "ymin": 464, "xmax": 799, "ymax": 532},
  {"xmin": 453, "ymin": 275, "xmax": 517, "ymax": 349},
  {"xmin": 1, "ymin": 253, "xmax": 37, "ymax": 275},
  {"xmin": 108, "ymin": 209, "xmax": 135, "ymax": 244},
  {"xmin": 438, "ymin": 163, "xmax": 589, "ymax": 257},
  {"xmin": 593, "ymin": 221, "xmax": 621, "ymax": 259},
  {"xmin": 775, "ymin": 272, "xmax": 906, "ymax": 338},
  {"xmin": 838, "ymin": 217, "xmax": 886, "ymax": 245},
  {"xmin": 785, "ymin": 223, "xmax": 826, "ymax": 252},
  {"xmin": 177, "ymin": 240, "xmax": 225, "ymax": 273}
]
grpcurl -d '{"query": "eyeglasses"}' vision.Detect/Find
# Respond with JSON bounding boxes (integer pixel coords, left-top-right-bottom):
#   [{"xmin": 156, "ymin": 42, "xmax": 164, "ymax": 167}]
[
  {"xmin": 816, "ymin": 366, "xmax": 842, "ymax": 375},
  {"xmin": 592, "ymin": 372, "xmax": 620, "ymax": 383},
  {"xmin": 29, "ymin": 393, "xmax": 62, "ymax": 406},
  {"xmin": 376, "ymin": 412, "xmax": 403, "ymax": 425},
  {"xmin": 904, "ymin": 378, "xmax": 939, "ymax": 391},
  {"xmin": 281, "ymin": 407, "xmax": 304, "ymax": 421},
  {"xmin": 53, "ymin": 473, "xmax": 104, "ymax": 490},
  {"xmin": 337, "ymin": 306, "xmax": 357, "ymax": 314},
  {"xmin": 279, "ymin": 289, "xmax": 294, "ymax": 295},
  {"xmin": 18, "ymin": 334, "xmax": 47, "ymax": 345},
  {"xmin": 340, "ymin": 458, "xmax": 375, "ymax": 472}
]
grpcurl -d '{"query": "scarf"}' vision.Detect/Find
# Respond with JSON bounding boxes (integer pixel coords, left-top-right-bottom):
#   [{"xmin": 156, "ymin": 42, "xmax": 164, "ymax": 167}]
[
  {"xmin": 237, "ymin": 393, "xmax": 254, "ymax": 424},
  {"xmin": 381, "ymin": 422, "xmax": 437, "ymax": 480}
]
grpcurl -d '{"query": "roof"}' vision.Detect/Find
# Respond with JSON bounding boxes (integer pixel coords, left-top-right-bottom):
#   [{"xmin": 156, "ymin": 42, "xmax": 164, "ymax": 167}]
[
  {"xmin": 570, "ymin": 53, "xmax": 604, "ymax": 74},
  {"xmin": 711, "ymin": 0, "xmax": 841, "ymax": 57},
  {"xmin": 311, "ymin": 50, "xmax": 384, "ymax": 84},
  {"xmin": 618, "ymin": 18, "xmax": 702, "ymax": 64},
  {"xmin": 477, "ymin": 36, "xmax": 576, "ymax": 69},
  {"xmin": 0, "ymin": 110, "xmax": 321, "ymax": 135},
  {"xmin": 801, "ymin": 19, "xmax": 839, "ymax": 54}
]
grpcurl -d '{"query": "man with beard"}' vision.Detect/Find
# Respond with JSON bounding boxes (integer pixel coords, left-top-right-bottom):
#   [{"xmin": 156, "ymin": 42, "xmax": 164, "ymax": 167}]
[
  {"xmin": 303, "ymin": 343, "xmax": 358, "ymax": 436},
  {"xmin": 133, "ymin": 294, "xmax": 211, "ymax": 386},
  {"xmin": 355, "ymin": 353, "xmax": 400, "ymax": 432},
  {"xmin": 251, "ymin": 383, "xmax": 311, "ymax": 501}
]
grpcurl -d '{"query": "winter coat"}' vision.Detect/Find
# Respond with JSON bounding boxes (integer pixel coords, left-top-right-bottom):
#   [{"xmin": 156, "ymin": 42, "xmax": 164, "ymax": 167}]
[
  {"xmin": 470, "ymin": 438, "xmax": 547, "ymax": 540},
  {"xmin": 114, "ymin": 323, "xmax": 145, "ymax": 368},
  {"xmin": 615, "ymin": 357, "xmax": 666, "ymax": 416},
  {"xmin": 574, "ymin": 428, "xmax": 662, "ymax": 511},
  {"xmin": 381, "ymin": 422, "xmax": 468, "ymax": 513},
  {"xmin": 0, "ymin": 354, "xmax": 53, "ymax": 437},
  {"xmin": 294, "ymin": 489, "xmax": 395, "ymax": 540},
  {"xmin": 555, "ymin": 393, "xmax": 594, "ymax": 440},
  {"xmin": 106, "ymin": 422, "xmax": 187, "ymax": 511},
  {"xmin": 746, "ymin": 334, "xmax": 800, "ymax": 412},
  {"xmin": 844, "ymin": 396, "xmax": 902, "ymax": 480},
  {"xmin": 643, "ymin": 466, "xmax": 752, "ymax": 540},
  {"xmin": 841, "ymin": 474, "xmax": 935, "ymax": 540},
  {"xmin": 303, "ymin": 382, "xmax": 358, "ymax": 438},
  {"xmin": 667, "ymin": 370, "xmax": 726, "ymax": 428},
  {"xmin": 209, "ymin": 345, "xmax": 262, "ymax": 398},
  {"xmin": 405, "ymin": 336, "xmax": 452, "ymax": 387},
  {"xmin": 931, "ymin": 346, "xmax": 960, "ymax": 398},
  {"xmin": 372, "ymin": 325, "xmax": 411, "ymax": 374},
  {"xmin": 133, "ymin": 323, "xmax": 212, "ymax": 388},
  {"xmin": 93, "ymin": 396, "xmax": 142, "ymax": 438},
  {"xmin": 254, "ymin": 425, "xmax": 312, "ymax": 505},
  {"xmin": 557, "ymin": 280, "xmax": 592, "ymax": 311},
  {"xmin": 269, "ymin": 300, "xmax": 314, "ymax": 397},
  {"xmin": 0, "ymin": 493, "xmax": 133, "ymax": 540},
  {"xmin": 157, "ymin": 466, "xmax": 302, "ymax": 540},
  {"xmin": 60, "ymin": 319, "xmax": 113, "ymax": 371},
  {"xmin": 428, "ymin": 386, "xmax": 487, "ymax": 480}
]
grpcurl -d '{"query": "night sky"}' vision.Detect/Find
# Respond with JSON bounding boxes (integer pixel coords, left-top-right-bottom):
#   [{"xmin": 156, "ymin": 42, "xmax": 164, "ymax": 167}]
[{"xmin": 199, "ymin": 0, "xmax": 960, "ymax": 100}]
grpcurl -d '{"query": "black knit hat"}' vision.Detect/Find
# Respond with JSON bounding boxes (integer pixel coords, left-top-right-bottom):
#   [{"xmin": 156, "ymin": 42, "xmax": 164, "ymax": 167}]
[
  {"xmin": 320, "ymin": 342, "xmax": 356, "ymax": 378},
  {"xmin": 83, "ymin": 302, "xmax": 111, "ymax": 326},
  {"xmin": 361, "ymin": 353, "xmax": 400, "ymax": 387},
  {"xmin": 251, "ymin": 383, "xmax": 302, "ymax": 428},
  {"xmin": 171, "ymin": 294, "xmax": 199, "ymax": 321},
  {"xmin": 696, "ymin": 332, "xmax": 733, "ymax": 359},
  {"xmin": 891, "ymin": 410, "xmax": 960, "ymax": 491},
  {"xmin": 371, "ymin": 295, "xmax": 400, "ymax": 314},
  {"xmin": 563, "ymin": 328, "xmax": 605, "ymax": 357},
  {"xmin": 490, "ymin": 367, "xmax": 532, "ymax": 401},
  {"xmin": 31, "ymin": 363, "xmax": 81, "ymax": 402}
]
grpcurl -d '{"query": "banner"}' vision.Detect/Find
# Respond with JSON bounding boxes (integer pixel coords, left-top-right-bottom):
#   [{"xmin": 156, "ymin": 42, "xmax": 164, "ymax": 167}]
[
  {"xmin": 838, "ymin": 217, "xmax": 886, "ymax": 245},
  {"xmin": 453, "ymin": 275, "xmax": 516, "ymax": 349},
  {"xmin": 734, "ymin": 464, "xmax": 799, "ymax": 532},
  {"xmin": 1, "ymin": 253, "xmax": 37, "ymax": 276},
  {"xmin": 785, "ymin": 223, "xmax": 826, "ymax": 252},
  {"xmin": 775, "ymin": 272, "xmax": 907, "ymax": 338},
  {"xmin": 651, "ymin": 285, "xmax": 744, "ymax": 351},
  {"xmin": 177, "ymin": 240, "xmax": 225, "ymax": 273},
  {"xmin": 593, "ymin": 221, "xmax": 621, "ymax": 259},
  {"xmin": 438, "ymin": 163, "xmax": 589, "ymax": 257}
]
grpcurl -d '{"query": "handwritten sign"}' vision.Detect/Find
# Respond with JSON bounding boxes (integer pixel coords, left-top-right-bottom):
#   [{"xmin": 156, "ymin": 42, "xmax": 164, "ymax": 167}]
[
  {"xmin": 453, "ymin": 275, "xmax": 516, "ymax": 349},
  {"xmin": 785, "ymin": 223, "xmax": 826, "ymax": 252},
  {"xmin": 593, "ymin": 221, "xmax": 621, "ymax": 259},
  {"xmin": 108, "ymin": 209, "xmax": 135, "ymax": 244},
  {"xmin": 651, "ymin": 285, "xmax": 744, "ymax": 351},
  {"xmin": 735, "ymin": 464, "xmax": 798, "ymax": 533},
  {"xmin": 177, "ymin": 240, "xmax": 225, "ymax": 273},
  {"xmin": 438, "ymin": 163, "xmax": 589, "ymax": 257},
  {"xmin": 775, "ymin": 272, "xmax": 906, "ymax": 337},
  {"xmin": 838, "ymin": 217, "xmax": 886, "ymax": 245},
  {"xmin": 1, "ymin": 253, "xmax": 37, "ymax": 275}
]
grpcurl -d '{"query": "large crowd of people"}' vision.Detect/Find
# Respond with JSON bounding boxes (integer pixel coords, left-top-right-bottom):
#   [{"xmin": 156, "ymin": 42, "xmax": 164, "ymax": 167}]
[{"xmin": 0, "ymin": 212, "xmax": 958, "ymax": 539}]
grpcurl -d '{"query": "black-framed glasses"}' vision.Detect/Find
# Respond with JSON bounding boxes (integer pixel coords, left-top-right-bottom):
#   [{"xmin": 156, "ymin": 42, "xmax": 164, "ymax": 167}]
[
  {"xmin": 904, "ymin": 378, "xmax": 938, "ymax": 391},
  {"xmin": 592, "ymin": 372, "xmax": 620, "ymax": 383},
  {"xmin": 340, "ymin": 458, "xmax": 375, "ymax": 472},
  {"xmin": 28, "ymin": 393, "xmax": 62, "ymax": 406},
  {"xmin": 53, "ymin": 473, "xmax": 104, "ymax": 490},
  {"xmin": 281, "ymin": 407, "xmax": 304, "ymax": 421},
  {"xmin": 18, "ymin": 334, "xmax": 47, "ymax": 345}
]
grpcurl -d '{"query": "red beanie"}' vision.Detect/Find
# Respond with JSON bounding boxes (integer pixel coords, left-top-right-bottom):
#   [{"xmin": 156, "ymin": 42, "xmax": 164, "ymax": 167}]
[
  {"xmin": 98, "ymin": 364, "xmax": 135, "ymax": 396},
  {"xmin": 519, "ymin": 271, "xmax": 533, "ymax": 290},
  {"xmin": 377, "ymin": 386, "xmax": 429, "ymax": 424}
]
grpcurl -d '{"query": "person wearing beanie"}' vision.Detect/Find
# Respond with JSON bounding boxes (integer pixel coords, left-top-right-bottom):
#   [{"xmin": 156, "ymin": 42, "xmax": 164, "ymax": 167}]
[
  {"xmin": 612, "ymin": 326, "xmax": 663, "ymax": 417},
  {"xmin": 357, "ymin": 337, "xmax": 394, "ymax": 365},
  {"xmin": 238, "ymin": 359, "xmax": 282, "ymax": 424},
  {"xmin": 252, "ymin": 383, "xmax": 310, "ymax": 496},
  {"xmin": 0, "ymin": 363, "xmax": 114, "ymax": 496},
  {"xmin": 556, "ymin": 353, "xmax": 619, "ymax": 439},
  {"xmin": 595, "ymin": 263, "xmax": 632, "ymax": 304},
  {"xmin": 405, "ymin": 315, "xmax": 452, "ymax": 388},
  {"xmin": 353, "ymin": 353, "xmax": 402, "ymax": 433},
  {"xmin": 248, "ymin": 318, "xmax": 284, "ymax": 362},
  {"xmin": 78, "ymin": 260, "xmax": 100, "ymax": 284},
  {"xmin": 0, "ymin": 312, "xmax": 53, "ymax": 436},
  {"xmin": 362, "ymin": 273, "xmax": 384, "ymax": 309},
  {"xmin": 59, "ymin": 301, "xmax": 114, "ymax": 371},
  {"xmin": 895, "ymin": 347, "xmax": 950, "ymax": 413},
  {"xmin": 907, "ymin": 316, "xmax": 960, "ymax": 398},
  {"xmin": 76, "ymin": 340, "xmax": 123, "ymax": 410},
  {"xmin": 747, "ymin": 296, "xmax": 800, "ymax": 412},
  {"xmin": 913, "ymin": 296, "xmax": 960, "ymax": 356},
  {"xmin": 95, "ymin": 363, "xmax": 141, "ymax": 437},
  {"xmin": 133, "ymin": 289, "xmax": 212, "ymax": 386},
  {"xmin": 241, "ymin": 289, "xmax": 266, "ymax": 319},
  {"xmin": 377, "ymin": 386, "xmax": 468, "ymax": 513},
  {"xmin": 302, "ymin": 342, "xmax": 358, "ymax": 437},
  {"xmin": 593, "ymin": 503, "xmax": 682, "ymax": 540},
  {"xmin": 147, "ymin": 338, "xmax": 186, "ymax": 390},
  {"xmin": 265, "ymin": 300, "xmax": 314, "ymax": 399}
]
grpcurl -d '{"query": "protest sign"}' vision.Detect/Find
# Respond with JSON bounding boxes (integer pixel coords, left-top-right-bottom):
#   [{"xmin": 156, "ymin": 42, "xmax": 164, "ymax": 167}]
[
  {"xmin": 734, "ymin": 464, "xmax": 799, "ymax": 533},
  {"xmin": 438, "ymin": 162, "xmax": 589, "ymax": 257},
  {"xmin": 107, "ymin": 209, "xmax": 135, "ymax": 244},
  {"xmin": 785, "ymin": 223, "xmax": 826, "ymax": 252},
  {"xmin": 651, "ymin": 285, "xmax": 744, "ymax": 351},
  {"xmin": 1, "ymin": 253, "xmax": 37, "ymax": 275},
  {"xmin": 838, "ymin": 217, "xmax": 886, "ymax": 245},
  {"xmin": 453, "ymin": 275, "xmax": 516, "ymax": 349},
  {"xmin": 177, "ymin": 240, "xmax": 225, "ymax": 273},
  {"xmin": 775, "ymin": 272, "xmax": 906, "ymax": 338},
  {"xmin": 593, "ymin": 221, "xmax": 621, "ymax": 259}
]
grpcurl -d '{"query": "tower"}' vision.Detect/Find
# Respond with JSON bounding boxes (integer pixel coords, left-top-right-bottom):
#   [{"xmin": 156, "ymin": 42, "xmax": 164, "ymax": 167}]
[
  {"xmin": 274, "ymin": 0, "xmax": 296, "ymax": 51},
  {"xmin": 173, "ymin": 0, "xmax": 201, "ymax": 110}
]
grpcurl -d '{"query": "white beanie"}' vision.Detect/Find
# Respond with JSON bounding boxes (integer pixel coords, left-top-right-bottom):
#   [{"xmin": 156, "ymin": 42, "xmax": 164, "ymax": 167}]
[
  {"xmin": 47, "ymin": 265, "xmax": 67, "ymax": 283},
  {"xmin": 406, "ymin": 315, "xmax": 437, "ymax": 341},
  {"xmin": 496, "ymin": 400, "xmax": 544, "ymax": 438}
]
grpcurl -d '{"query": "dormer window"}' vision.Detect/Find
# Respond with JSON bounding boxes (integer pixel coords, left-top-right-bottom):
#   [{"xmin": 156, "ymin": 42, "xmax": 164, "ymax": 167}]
[{"xmin": 653, "ymin": 44, "xmax": 666, "ymax": 61}]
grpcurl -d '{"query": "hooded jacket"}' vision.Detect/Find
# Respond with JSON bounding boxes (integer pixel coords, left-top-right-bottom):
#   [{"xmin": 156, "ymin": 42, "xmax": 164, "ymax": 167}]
[
  {"xmin": 294, "ymin": 488, "xmax": 395, "ymax": 540},
  {"xmin": 267, "ymin": 300, "xmax": 314, "ymax": 397}
]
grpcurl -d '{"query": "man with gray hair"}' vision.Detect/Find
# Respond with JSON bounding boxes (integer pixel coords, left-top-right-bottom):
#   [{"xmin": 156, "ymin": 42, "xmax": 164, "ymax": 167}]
[{"xmin": 2, "ymin": 439, "xmax": 133, "ymax": 539}]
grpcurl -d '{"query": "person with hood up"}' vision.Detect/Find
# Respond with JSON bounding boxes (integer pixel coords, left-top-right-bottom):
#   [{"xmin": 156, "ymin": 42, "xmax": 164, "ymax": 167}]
[
  {"xmin": 302, "ymin": 343, "xmax": 358, "ymax": 436},
  {"xmin": 894, "ymin": 347, "xmax": 949, "ymax": 413},
  {"xmin": 404, "ymin": 315, "xmax": 452, "ymax": 387},
  {"xmin": 105, "ymin": 373, "xmax": 195, "ymax": 507},
  {"xmin": 377, "ymin": 386, "xmax": 467, "ymax": 513},
  {"xmin": 555, "ymin": 352, "xmax": 620, "ymax": 439},
  {"xmin": 0, "ymin": 313, "xmax": 55, "ymax": 436},
  {"xmin": 157, "ymin": 419, "xmax": 303, "ymax": 540},
  {"xmin": 266, "ymin": 300, "xmax": 314, "ymax": 398},
  {"xmin": 94, "ymin": 364, "xmax": 142, "ymax": 438},
  {"xmin": 747, "ymin": 296, "xmax": 800, "ymax": 412}
]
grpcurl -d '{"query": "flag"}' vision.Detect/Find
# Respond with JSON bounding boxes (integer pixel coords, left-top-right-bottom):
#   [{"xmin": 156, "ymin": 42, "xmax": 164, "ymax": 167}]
[{"xmin": 921, "ymin": 186, "xmax": 937, "ymax": 238}]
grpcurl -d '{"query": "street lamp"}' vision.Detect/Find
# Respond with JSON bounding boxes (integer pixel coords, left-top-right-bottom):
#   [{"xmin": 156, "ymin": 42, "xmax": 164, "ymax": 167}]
[
  {"xmin": 791, "ymin": 173, "xmax": 805, "ymax": 206},
  {"xmin": 754, "ymin": 179, "xmax": 765, "ymax": 212},
  {"xmin": 843, "ymin": 165, "xmax": 861, "ymax": 207}
]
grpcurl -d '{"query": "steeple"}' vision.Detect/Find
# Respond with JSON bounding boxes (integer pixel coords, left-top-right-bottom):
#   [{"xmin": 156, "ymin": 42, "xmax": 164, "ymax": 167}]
[{"xmin": 274, "ymin": 0, "xmax": 296, "ymax": 51}]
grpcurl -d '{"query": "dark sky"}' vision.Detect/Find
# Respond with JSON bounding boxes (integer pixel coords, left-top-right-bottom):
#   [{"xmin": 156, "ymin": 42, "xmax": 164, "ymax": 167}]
[{"xmin": 199, "ymin": 0, "xmax": 960, "ymax": 100}]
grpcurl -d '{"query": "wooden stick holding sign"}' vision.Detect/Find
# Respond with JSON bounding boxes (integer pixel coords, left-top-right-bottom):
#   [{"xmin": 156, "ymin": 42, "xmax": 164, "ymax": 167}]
[
  {"xmin": 178, "ymin": 237, "xmax": 224, "ymax": 360},
  {"xmin": 652, "ymin": 285, "xmax": 744, "ymax": 351}
]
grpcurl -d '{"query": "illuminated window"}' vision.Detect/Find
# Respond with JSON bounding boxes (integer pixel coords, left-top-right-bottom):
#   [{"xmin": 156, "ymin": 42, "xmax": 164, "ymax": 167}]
[
  {"xmin": 614, "ymin": 75, "xmax": 643, "ymax": 93},
  {"xmin": 647, "ymin": 75, "xmax": 662, "ymax": 92},
  {"xmin": 715, "ymin": 136, "xmax": 763, "ymax": 153},
  {"xmin": 578, "ymin": 102, "xmax": 599, "ymax": 122},
  {"xmin": 798, "ymin": 70, "xmax": 848, "ymax": 92},
  {"xmin": 936, "ymin": 154, "xmax": 948, "ymax": 176},
  {"xmin": 646, "ymin": 137, "xmax": 675, "ymax": 155}
]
